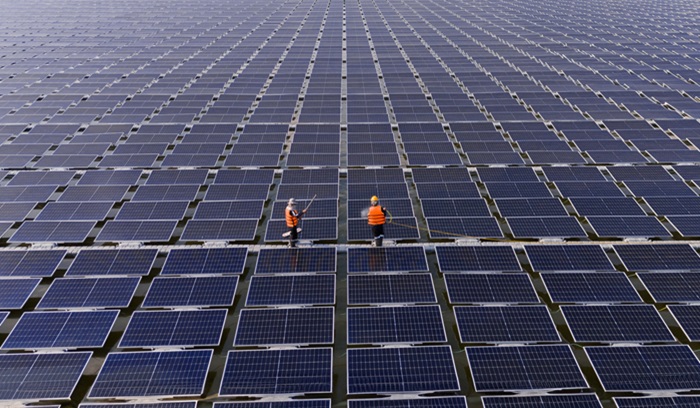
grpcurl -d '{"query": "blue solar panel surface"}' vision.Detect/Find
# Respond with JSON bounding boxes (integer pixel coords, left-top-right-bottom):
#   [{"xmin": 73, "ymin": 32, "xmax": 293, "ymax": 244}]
[
  {"xmin": 234, "ymin": 307, "xmax": 334, "ymax": 346},
  {"xmin": 67, "ymin": 249, "xmax": 157, "ymax": 276},
  {"xmin": 162, "ymin": 248, "xmax": 247, "ymax": 275},
  {"xmin": 455, "ymin": 306, "xmax": 560, "ymax": 343},
  {"xmin": 614, "ymin": 396, "xmax": 700, "ymax": 407},
  {"xmin": 219, "ymin": 348, "xmax": 332, "ymax": 396},
  {"xmin": 2, "ymin": 310, "xmax": 118, "ymax": 350},
  {"xmin": 586, "ymin": 346, "xmax": 700, "ymax": 391},
  {"xmin": 143, "ymin": 276, "xmax": 238, "ymax": 308},
  {"xmin": 482, "ymin": 395, "xmax": 602, "ymax": 408},
  {"xmin": 0, "ymin": 352, "xmax": 91, "ymax": 401},
  {"xmin": 467, "ymin": 345, "xmax": 587, "ymax": 391},
  {"xmin": 525, "ymin": 245, "xmax": 615, "ymax": 271},
  {"xmin": 348, "ymin": 247, "xmax": 428, "ymax": 273},
  {"xmin": 348, "ymin": 274, "xmax": 436, "ymax": 305},
  {"xmin": 347, "ymin": 398, "xmax": 467, "ymax": 408},
  {"xmin": 38, "ymin": 277, "xmax": 140, "ymax": 309},
  {"xmin": 90, "ymin": 350, "xmax": 212, "ymax": 398},
  {"xmin": 246, "ymin": 274, "xmax": 336, "ymax": 306},
  {"xmin": 562, "ymin": 305, "xmax": 674, "ymax": 343},
  {"xmin": 348, "ymin": 305, "xmax": 446, "ymax": 344},
  {"xmin": 119, "ymin": 309, "xmax": 227, "ymax": 348},
  {"xmin": 542, "ymin": 273, "xmax": 642, "ymax": 304},
  {"xmin": 215, "ymin": 402, "xmax": 330, "ymax": 408},
  {"xmin": 347, "ymin": 346, "xmax": 459, "ymax": 394}
]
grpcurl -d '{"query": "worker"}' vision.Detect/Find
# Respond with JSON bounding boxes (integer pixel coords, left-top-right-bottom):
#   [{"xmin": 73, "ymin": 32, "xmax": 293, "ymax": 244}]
[
  {"xmin": 367, "ymin": 195, "xmax": 387, "ymax": 247},
  {"xmin": 284, "ymin": 198, "xmax": 306, "ymax": 247}
]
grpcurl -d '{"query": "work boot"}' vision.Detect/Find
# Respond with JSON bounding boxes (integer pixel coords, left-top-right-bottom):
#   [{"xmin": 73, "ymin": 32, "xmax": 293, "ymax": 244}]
[
  {"xmin": 288, "ymin": 240, "xmax": 296, "ymax": 248},
  {"xmin": 376, "ymin": 237, "xmax": 383, "ymax": 247}
]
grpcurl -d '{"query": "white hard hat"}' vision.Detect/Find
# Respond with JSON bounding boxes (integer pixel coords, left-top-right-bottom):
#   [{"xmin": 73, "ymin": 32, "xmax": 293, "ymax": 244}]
[{"xmin": 288, "ymin": 198, "xmax": 297, "ymax": 205}]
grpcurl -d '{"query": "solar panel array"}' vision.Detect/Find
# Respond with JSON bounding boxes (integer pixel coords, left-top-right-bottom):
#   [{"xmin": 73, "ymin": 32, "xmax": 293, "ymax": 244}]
[{"xmin": 2, "ymin": 0, "xmax": 700, "ymax": 405}]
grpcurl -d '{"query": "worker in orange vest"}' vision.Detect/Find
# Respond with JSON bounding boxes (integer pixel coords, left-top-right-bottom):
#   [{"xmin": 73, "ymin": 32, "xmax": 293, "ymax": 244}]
[
  {"xmin": 367, "ymin": 195, "xmax": 387, "ymax": 247},
  {"xmin": 285, "ymin": 198, "xmax": 306, "ymax": 247}
]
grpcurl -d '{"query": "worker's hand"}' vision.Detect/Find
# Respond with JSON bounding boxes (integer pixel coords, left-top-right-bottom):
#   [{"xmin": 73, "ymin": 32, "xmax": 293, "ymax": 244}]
[{"xmin": 302, "ymin": 209, "xmax": 307, "ymax": 214}]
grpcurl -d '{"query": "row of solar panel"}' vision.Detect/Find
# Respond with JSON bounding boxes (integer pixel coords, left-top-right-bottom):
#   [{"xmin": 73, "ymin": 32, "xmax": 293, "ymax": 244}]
[
  {"xmin": 8, "ymin": 302, "xmax": 698, "ymax": 350},
  {"xmin": 32, "ymin": 396, "xmax": 700, "ymax": 408},
  {"xmin": 4, "ymin": 243, "xmax": 700, "ymax": 279},
  {"xmin": 10, "ymin": 269, "xmax": 700, "ymax": 311},
  {"xmin": 4, "ymin": 342, "xmax": 700, "ymax": 401}
]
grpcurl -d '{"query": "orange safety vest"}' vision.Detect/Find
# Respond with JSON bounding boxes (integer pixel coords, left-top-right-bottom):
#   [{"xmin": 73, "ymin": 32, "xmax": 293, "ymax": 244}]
[
  {"xmin": 286, "ymin": 207, "xmax": 300, "ymax": 227},
  {"xmin": 367, "ymin": 205, "xmax": 386, "ymax": 225}
]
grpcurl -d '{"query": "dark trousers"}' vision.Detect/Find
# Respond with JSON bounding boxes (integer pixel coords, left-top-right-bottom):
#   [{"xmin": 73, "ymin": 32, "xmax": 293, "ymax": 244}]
[
  {"xmin": 288, "ymin": 225, "xmax": 298, "ymax": 246},
  {"xmin": 372, "ymin": 224, "xmax": 384, "ymax": 246}
]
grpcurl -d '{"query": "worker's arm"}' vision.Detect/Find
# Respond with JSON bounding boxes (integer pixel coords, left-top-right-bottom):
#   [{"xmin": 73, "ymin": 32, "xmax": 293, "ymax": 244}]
[{"xmin": 381, "ymin": 207, "xmax": 387, "ymax": 216}]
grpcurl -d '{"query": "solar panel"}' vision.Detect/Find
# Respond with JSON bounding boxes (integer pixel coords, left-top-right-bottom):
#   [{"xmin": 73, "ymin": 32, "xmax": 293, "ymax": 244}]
[
  {"xmin": 9, "ymin": 221, "xmax": 95, "ymax": 243},
  {"xmin": 37, "ymin": 202, "xmax": 113, "ymax": 221},
  {"xmin": 119, "ymin": 309, "xmax": 227, "ymax": 348},
  {"xmin": 66, "ymin": 249, "xmax": 157, "ymax": 276},
  {"xmin": 143, "ymin": 276, "xmax": 237, "ymax": 308},
  {"xmin": 78, "ymin": 170, "xmax": 142, "ymax": 185},
  {"xmin": 445, "ymin": 274, "xmax": 539, "ymax": 304},
  {"xmin": 89, "ymin": 350, "xmax": 212, "ymax": 398},
  {"xmin": 81, "ymin": 403, "xmax": 198, "ymax": 408},
  {"xmin": 0, "ymin": 250, "xmax": 65, "ymax": 277},
  {"xmin": 195, "ymin": 201, "xmax": 265, "ymax": 220},
  {"xmin": 246, "ymin": 274, "xmax": 335, "ymax": 307},
  {"xmin": 116, "ymin": 201, "xmax": 188, "ymax": 220},
  {"xmin": 455, "ymin": 305, "xmax": 559, "ymax": 343},
  {"xmin": 588, "ymin": 216, "xmax": 670, "ymax": 237},
  {"xmin": 256, "ymin": 247, "xmax": 336, "ymax": 274},
  {"xmin": 347, "ymin": 346, "xmax": 459, "ymax": 394},
  {"xmin": 436, "ymin": 246, "xmax": 521, "ymax": 272},
  {"xmin": 96, "ymin": 220, "xmax": 177, "ymax": 242},
  {"xmin": 669, "ymin": 306, "xmax": 700, "ymax": 341},
  {"xmin": 482, "ymin": 395, "xmax": 602, "ymax": 408},
  {"xmin": 0, "ymin": 352, "xmax": 91, "ymax": 401},
  {"xmin": 466, "ymin": 345, "xmax": 587, "ymax": 391},
  {"xmin": 585, "ymin": 345, "xmax": 700, "ymax": 391},
  {"xmin": 0, "ymin": 312, "xmax": 7, "ymax": 326},
  {"xmin": 219, "ymin": 348, "xmax": 332, "ymax": 396},
  {"xmin": 570, "ymin": 197, "xmax": 645, "ymax": 216},
  {"xmin": 347, "ymin": 397, "xmax": 467, "ymax": 408},
  {"xmin": 525, "ymin": 245, "xmax": 615, "ymax": 271},
  {"xmin": 478, "ymin": 167, "xmax": 539, "ymax": 182},
  {"xmin": 347, "ymin": 247, "xmax": 428, "ymax": 273},
  {"xmin": 427, "ymin": 217, "xmax": 503, "ymax": 239},
  {"xmin": 495, "ymin": 198, "xmax": 568, "ymax": 217},
  {"xmin": 614, "ymin": 244, "xmax": 700, "ymax": 271},
  {"xmin": 2, "ymin": 310, "xmax": 118, "ymax": 350},
  {"xmin": 614, "ymin": 396, "xmax": 700, "ymax": 407},
  {"xmin": 542, "ymin": 273, "xmax": 642, "ymax": 303},
  {"xmin": 485, "ymin": 182, "xmax": 552, "ymax": 198},
  {"xmin": 638, "ymin": 273, "xmax": 700, "ymax": 303},
  {"xmin": 37, "ymin": 275, "xmax": 139, "ymax": 311},
  {"xmin": 561, "ymin": 305, "xmax": 674, "ymax": 343},
  {"xmin": 162, "ymin": 248, "xmax": 247, "ymax": 275},
  {"xmin": 234, "ymin": 307, "xmax": 334, "ymax": 346},
  {"xmin": 0, "ymin": 278, "xmax": 40, "ymax": 309},
  {"xmin": 182, "ymin": 219, "xmax": 258, "ymax": 241},
  {"xmin": 348, "ymin": 274, "xmax": 436, "ymax": 305},
  {"xmin": 347, "ymin": 305, "xmax": 446, "ymax": 345},
  {"xmin": 667, "ymin": 216, "xmax": 700, "ymax": 237},
  {"xmin": 0, "ymin": 202, "xmax": 34, "ymax": 222},
  {"xmin": 542, "ymin": 166, "xmax": 605, "ymax": 181},
  {"xmin": 420, "ymin": 198, "xmax": 491, "ymax": 217},
  {"xmin": 507, "ymin": 217, "xmax": 587, "ymax": 238},
  {"xmin": 215, "ymin": 402, "xmax": 330, "ymax": 408}
]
